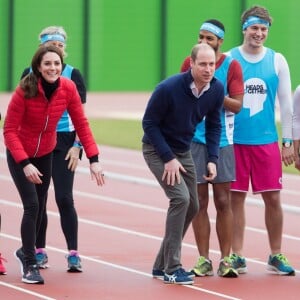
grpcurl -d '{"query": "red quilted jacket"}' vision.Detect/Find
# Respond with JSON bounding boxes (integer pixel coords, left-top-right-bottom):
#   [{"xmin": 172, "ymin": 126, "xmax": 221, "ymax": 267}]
[{"xmin": 4, "ymin": 77, "xmax": 99, "ymax": 163}]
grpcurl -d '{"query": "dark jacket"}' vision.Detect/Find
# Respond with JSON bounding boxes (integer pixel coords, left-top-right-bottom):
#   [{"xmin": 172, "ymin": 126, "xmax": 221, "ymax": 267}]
[{"xmin": 142, "ymin": 70, "xmax": 224, "ymax": 163}]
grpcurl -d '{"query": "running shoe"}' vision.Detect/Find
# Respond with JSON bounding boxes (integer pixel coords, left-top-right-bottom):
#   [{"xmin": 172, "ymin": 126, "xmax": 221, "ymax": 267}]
[
  {"xmin": 0, "ymin": 253, "xmax": 7, "ymax": 275},
  {"xmin": 164, "ymin": 268, "xmax": 194, "ymax": 285},
  {"xmin": 22, "ymin": 264, "xmax": 44, "ymax": 284},
  {"xmin": 66, "ymin": 253, "xmax": 82, "ymax": 272},
  {"xmin": 230, "ymin": 253, "xmax": 247, "ymax": 274},
  {"xmin": 267, "ymin": 253, "xmax": 295, "ymax": 276},
  {"xmin": 152, "ymin": 268, "xmax": 195, "ymax": 279},
  {"xmin": 191, "ymin": 256, "xmax": 213, "ymax": 277},
  {"xmin": 15, "ymin": 248, "xmax": 44, "ymax": 284},
  {"xmin": 36, "ymin": 251, "xmax": 49, "ymax": 269},
  {"xmin": 217, "ymin": 256, "xmax": 238, "ymax": 278}
]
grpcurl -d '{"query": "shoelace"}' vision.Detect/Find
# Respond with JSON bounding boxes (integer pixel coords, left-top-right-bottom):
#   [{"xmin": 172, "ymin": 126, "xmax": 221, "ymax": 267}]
[{"xmin": 275, "ymin": 254, "xmax": 289, "ymax": 264}]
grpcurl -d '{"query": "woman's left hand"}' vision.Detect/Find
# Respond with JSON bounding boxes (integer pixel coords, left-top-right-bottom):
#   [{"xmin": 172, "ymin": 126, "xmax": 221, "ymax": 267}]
[{"xmin": 90, "ymin": 162, "xmax": 105, "ymax": 186}]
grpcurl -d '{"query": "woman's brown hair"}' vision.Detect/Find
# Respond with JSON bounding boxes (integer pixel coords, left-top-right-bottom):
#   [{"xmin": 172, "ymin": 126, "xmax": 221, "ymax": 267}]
[{"xmin": 20, "ymin": 45, "xmax": 63, "ymax": 98}]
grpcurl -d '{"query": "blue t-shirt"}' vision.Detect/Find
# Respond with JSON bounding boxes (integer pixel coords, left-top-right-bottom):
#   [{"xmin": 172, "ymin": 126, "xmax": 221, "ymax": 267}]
[{"xmin": 229, "ymin": 47, "xmax": 279, "ymax": 145}]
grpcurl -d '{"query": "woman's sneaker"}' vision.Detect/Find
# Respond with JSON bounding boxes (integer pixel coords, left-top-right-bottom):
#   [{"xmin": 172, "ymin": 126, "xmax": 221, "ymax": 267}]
[
  {"xmin": 66, "ymin": 253, "xmax": 82, "ymax": 272},
  {"xmin": 230, "ymin": 253, "xmax": 247, "ymax": 274},
  {"xmin": 22, "ymin": 264, "xmax": 44, "ymax": 284},
  {"xmin": 0, "ymin": 253, "xmax": 7, "ymax": 275},
  {"xmin": 36, "ymin": 250, "xmax": 49, "ymax": 269},
  {"xmin": 267, "ymin": 253, "xmax": 295, "ymax": 276}
]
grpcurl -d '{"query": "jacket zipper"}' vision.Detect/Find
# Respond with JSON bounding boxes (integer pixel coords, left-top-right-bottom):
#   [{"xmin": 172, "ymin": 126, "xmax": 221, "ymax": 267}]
[{"xmin": 33, "ymin": 114, "xmax": 49, "ymax": 157}]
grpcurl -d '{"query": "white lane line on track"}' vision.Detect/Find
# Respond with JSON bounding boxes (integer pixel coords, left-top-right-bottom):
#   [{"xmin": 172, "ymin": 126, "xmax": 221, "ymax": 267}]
[
  {"xmin": 0, "ymin": 280, "xmax": 57, "ymax": 300},
  {"xmin": 0, "ymin": 233, "xmax": 241, "ymax": 300}
]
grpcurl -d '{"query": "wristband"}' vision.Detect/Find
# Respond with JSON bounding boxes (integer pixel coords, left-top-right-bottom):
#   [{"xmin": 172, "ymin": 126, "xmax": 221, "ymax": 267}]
[
  {"xmin": 282, "ymin": 138, "xmax": 292, "ymax": 148},
  {"xmin": 73, "ymin": 140, "xmax": 83, "ymax": 148}
]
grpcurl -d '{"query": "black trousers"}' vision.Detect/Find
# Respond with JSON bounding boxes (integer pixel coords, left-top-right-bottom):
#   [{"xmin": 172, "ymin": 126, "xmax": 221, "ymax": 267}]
[{"xmin": 7, "ymin": 150, "xmax": 52, "ymax": 266}]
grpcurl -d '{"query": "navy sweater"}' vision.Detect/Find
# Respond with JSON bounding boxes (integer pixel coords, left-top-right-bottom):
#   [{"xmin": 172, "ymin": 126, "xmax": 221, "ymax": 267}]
[{"xmin": 142, "ymin": 70, "xmax": 224, "ymax": 163}]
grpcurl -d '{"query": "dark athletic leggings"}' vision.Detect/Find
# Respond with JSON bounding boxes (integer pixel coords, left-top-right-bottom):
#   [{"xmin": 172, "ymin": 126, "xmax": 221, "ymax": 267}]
[
  {"xmin": 36, "ymin": 131, "xmax": 78, "ymax": 251},
  {"xmin": 7, "ymin": 150, "xmax": 52, "ymax": 266}
]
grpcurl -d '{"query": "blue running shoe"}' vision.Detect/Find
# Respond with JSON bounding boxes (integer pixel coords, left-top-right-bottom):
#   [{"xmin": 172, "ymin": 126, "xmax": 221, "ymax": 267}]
[
  {"xmin": 66, "ymin": 254, "xmax": 82, "ymax": 272},
  {"xmin": 267, "ymin": 254, "xmax": 295, "ymax": 276},
  {"xmin": 153, "ymin": 268, "xmax": 195, "ymax": 279},
  {"xmin": 164, "ymin": 268, "xmax": 194, "ymax": 285},
  {"xmin": 36, "ymin": 251, "xmax": 49, "ymax": 269},
  {"xmin": 230, "ymin": 253, "xmax": 247, "ymax": 274}
]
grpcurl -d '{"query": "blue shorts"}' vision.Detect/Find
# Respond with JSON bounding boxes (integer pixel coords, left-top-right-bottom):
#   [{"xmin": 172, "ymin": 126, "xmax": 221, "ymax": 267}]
[{"xmin": 191, "ymin": 142, "xmax": 235, "ymax": 184}]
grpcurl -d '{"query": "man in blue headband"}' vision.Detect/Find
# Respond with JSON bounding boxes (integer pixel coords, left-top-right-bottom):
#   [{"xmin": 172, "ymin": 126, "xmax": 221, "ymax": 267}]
[
  {"xmin": 181, "ymin": 19, "xmax": 244, "ymax": 278},
  {"xmin": 228, "ymin": 6, "xmax": 295, "ymax": 276}
]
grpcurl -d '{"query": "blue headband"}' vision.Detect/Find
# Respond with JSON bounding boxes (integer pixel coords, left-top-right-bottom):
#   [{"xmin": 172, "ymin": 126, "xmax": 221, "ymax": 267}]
[
  {"xmin": 40, "ymin": 34, "xmax": 65, "ymax": 44},
  {"xmin": 242, "ymin": 16, "xmax": 270, "ymax": 30},
  {"xmin": 200, "ymin": 22, "xmax": 225, "ymax": 39}
]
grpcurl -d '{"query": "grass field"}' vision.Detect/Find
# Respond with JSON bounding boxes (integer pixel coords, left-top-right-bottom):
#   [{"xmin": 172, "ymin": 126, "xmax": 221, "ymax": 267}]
[{"xmin": 89, "ymin": 118, "xmax": 143, "ymax": 150}]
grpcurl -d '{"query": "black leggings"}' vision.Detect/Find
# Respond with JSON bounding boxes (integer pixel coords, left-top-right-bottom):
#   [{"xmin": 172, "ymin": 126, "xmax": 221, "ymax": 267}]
[
  {"xmin": 36, "ymin": 132, "xmax": 78, "ymax": 251},
  {"xmin": 7, "ymin": 150, "xmax": 52, "ymax": 266}
]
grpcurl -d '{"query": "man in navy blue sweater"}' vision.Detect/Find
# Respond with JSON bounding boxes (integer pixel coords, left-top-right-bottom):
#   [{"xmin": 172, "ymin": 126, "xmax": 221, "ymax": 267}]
[{"xmin": 142, "ymin": 43, "xmax": 224, "ymax": 285}]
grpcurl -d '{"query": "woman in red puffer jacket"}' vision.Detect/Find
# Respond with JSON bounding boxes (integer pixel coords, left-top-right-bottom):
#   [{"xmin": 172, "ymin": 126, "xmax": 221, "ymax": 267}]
[{"xmin": 3, "ymin": 45, "xmax": 105, "ymax": 285}]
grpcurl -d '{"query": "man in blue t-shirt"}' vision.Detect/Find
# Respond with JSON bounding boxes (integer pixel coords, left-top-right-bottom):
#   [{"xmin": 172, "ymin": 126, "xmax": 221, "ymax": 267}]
[{"xmin": 181, "ymin": 19, "xmax": 244, "ymax": 278}]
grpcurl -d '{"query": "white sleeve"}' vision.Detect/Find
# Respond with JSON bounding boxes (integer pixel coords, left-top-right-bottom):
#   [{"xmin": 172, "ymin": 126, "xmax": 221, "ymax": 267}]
[
  {"xmin": 275, "ymin": 52, "xmax": 293, "ymax": 139},
  {"xmin": 292, "ymin": 86, "xmax": 300, "ymax": 139}
]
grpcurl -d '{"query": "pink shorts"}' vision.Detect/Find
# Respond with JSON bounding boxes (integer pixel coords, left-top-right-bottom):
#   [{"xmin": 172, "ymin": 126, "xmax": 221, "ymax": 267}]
[{"xmin": 230, "ymin": 142, "xmax": 282, "ymax": 193}]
